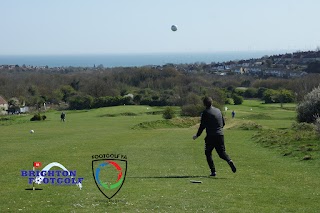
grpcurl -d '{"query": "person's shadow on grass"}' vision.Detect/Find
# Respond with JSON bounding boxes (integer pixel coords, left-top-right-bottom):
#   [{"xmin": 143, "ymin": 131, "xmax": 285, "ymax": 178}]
[{"xmin": 128, "ymin": 175, "xmax": 227, "ymax": 179}]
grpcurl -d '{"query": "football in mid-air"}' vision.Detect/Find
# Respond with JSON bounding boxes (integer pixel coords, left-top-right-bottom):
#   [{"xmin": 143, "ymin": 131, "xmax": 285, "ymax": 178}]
[
  {"xmin": 30, "ymin": 130, "xmax": 34, "ymax": 133},
  {"xmin": 171, "ymin": 25, "xmax": 177, "ymax": 32}
]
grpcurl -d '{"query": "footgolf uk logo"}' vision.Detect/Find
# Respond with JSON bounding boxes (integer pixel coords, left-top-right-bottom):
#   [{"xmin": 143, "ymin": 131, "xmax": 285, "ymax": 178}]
[
  {"xmin": 92, "ymin": 154, "xmax": 127, "ymax": 199},
  {"xmin": 21, "ymin": 162, "xmax": 84, "ymax": 190}
]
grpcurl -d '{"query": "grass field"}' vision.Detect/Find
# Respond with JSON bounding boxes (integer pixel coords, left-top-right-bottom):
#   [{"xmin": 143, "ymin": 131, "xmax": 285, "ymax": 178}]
[{"xmin": 1, "ymin": 100, "xmax": 320, "ymax": 212}]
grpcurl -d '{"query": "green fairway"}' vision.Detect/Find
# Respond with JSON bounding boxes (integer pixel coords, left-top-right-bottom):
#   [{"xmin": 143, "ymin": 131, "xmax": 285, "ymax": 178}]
[{"xmin": 1, "ymin": 102, "xmax": 320, "ymax": 212}]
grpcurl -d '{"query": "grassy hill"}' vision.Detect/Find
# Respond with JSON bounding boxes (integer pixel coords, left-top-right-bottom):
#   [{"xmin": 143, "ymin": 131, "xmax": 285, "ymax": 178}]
[{"xmin": 0, "ymin": 101, "xmax": 319, "ymax": 212}]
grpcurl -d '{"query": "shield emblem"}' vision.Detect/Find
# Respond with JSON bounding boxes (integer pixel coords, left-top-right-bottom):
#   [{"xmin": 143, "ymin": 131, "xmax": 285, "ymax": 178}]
[{"xmin": 92, "ymin": 159, "xmax": 127, "ymax": 199}]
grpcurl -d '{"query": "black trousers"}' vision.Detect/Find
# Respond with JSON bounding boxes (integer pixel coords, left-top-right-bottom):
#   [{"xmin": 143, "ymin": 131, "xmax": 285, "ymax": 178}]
[{"xmin": 204, "ymin": 135, "xmax": 231, "ymax": 172}]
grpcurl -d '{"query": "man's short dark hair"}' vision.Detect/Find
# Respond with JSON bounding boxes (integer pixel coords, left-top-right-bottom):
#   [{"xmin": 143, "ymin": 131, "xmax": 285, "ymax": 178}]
[{"xmin": 203, "ymin": 97, "xmax": 213, "ymax": 108}]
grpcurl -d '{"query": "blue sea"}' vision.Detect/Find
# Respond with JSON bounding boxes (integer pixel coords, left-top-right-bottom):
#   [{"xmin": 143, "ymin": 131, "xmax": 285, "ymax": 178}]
[{"xmin": 0, "ymin": 51, "xmax": 285, "ymax": 68}]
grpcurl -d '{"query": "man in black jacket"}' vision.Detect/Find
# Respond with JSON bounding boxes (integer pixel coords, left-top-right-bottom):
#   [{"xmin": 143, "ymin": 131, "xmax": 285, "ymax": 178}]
[{"xmin": 193, "ymin": 97, "xmax": 236, "ymax": 176}]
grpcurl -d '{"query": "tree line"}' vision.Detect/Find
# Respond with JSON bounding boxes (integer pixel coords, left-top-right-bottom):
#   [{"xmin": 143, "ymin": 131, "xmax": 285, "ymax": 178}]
[{"xmin": 0, "ymin": 66, "xmax": 319, "ymax": 114}]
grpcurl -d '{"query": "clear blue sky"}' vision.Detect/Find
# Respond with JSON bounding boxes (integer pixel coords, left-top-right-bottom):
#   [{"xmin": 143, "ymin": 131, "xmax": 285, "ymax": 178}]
[{"xmin": 0, "ymin": 0, "xmax": 319, "ymax": 55}]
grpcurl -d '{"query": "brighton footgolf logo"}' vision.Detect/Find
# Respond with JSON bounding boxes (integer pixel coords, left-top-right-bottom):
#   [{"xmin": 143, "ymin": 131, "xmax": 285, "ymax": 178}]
[
  {"xmin": 92, "ymin": 154, "xmax": 127, "ymax": 199},
  {"xmin": 21, "ymin": 162, "xmax": 83, "ymax": 190}
]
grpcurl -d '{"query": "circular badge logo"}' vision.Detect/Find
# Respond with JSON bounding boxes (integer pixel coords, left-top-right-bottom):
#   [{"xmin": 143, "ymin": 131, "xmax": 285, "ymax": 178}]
[{"xmin": 95, "ymin": 160, "xmax": 124, "ymax": 190}]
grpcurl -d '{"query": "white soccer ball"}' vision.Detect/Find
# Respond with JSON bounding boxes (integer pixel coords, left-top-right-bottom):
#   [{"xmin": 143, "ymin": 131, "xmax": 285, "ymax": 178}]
[
  {"xmin": 171, "ymin": 25, "xmax": 177, "ymax": 32},
  {"xmin": 30, "ymin": 130, "xmax": 34, "ymax": 133}
]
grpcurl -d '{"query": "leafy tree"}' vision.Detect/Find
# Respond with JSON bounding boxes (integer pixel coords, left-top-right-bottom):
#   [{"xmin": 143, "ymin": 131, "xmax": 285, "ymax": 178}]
[
  {"xmin": 85, "ymin": 77, "xmax": 116, "ymax": 97},
  {"xmin": 226, "ymin": 86, "xmax": 235, "ymax": 93},
  {"xmin": 243, "ymin": 88, "xmax": 258, "ymax": 98},
  {"xmin": 275, "ymin": 89, "xmax": 295, "ymax": 107},
  {"xmin": 70, "ymin": 79, "xmax": 80, "ymax": 91},
  {"xmin": 120, "ymin": 89, "xmax": 128, "ymax": 96},
  {"xmin": 290, "ymin": 74, "xmax": 320, "ymax": 102},
  {"xmin": 297, "ymin": 86, "xmax": 320, "ymax": 123},
  {"xmin": 27, "ymin": 85, "xmax": 38, "ymax": 96},
  {"xmin": 232, "ymin": 94, "xmax": 243, "ymax": 105},
  {"xmin": 262, "ymin": 89, "xmax": 277, "ymax": 103},
  {"xmin": 262, "ymin": 89, "xmax": 294, "ymax": 104},
  {"xmin": 8, "ymin": 97, "xmax": 20, "ymax": 107},
  {"xmin": 133, "ymin": 94, "xmax": 142, "ymax": 104},
  {"xmin": 209, "ymin": 88, "xmax": 227, "ymax": 108},
  {"xmin": 184, "ymin": 93, "xmax": 202, "ymax": 106},
  {"xmin": 241, "ymin": 80, "xmax": 251, "ymax": 87},
  {"xmin": 234, "ymin": 88, "xmax": 245, "ymax": 96},
  {"xmin": 59, "ymin": 85, "xmax": 77, "ymax": 103},
  {"xmin": 26, "ymin": 96, "xmax": 45, "ymax": 107},
  {"xmin": 92, "ymin": 96, "xmax": 132, "ymax": 108},
  {"xmin": 257, "ymin": 87, "xmax": 267, "ymax": 98},
  {"xmin": 151, "ymin": 95, "xmax": 160, "ymax": 101}
]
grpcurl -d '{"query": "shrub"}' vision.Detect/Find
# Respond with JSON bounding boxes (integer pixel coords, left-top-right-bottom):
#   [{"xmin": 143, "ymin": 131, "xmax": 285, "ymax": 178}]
[
  {"xmin": 181, "ymin": 104, "xmax": 204, "ymax": 117},
  {"xmin": 30, "ymin": 114, "xmax": 41, "ymax": 121},
  {"xmin": 30, "ymin": 113, "xmax": 46, "ymax": 121},
  {"xmin": 69, "ymin": 95, "xmax": 94, "ymax": 110},
  {"xmin": 238, "ymin": 121, "xmax": 262, "ymax": 130},
  {"xmin": 297, "ymin": 85, "xmax": 320, "ymax": 123},
  {"xmin": 291, "ymin": 122, "xmax": 315, "ymax": 131},
  {"xmin": 162, "ymin": 107, "xmax": 176, "ymax": 119}
]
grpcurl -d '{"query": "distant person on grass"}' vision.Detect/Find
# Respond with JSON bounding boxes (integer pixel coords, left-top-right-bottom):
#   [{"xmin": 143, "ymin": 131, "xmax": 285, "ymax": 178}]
[
  {"xmin": 61, "ymin": 112, "xmax": 66, "ymax": 122},
  {"xmin": 232, "ymin": 110, "xmax": 235, "ymax": 118},
  {"xmin": 193, "ymin": 97, "xmax": 236, "ymax": 176}
]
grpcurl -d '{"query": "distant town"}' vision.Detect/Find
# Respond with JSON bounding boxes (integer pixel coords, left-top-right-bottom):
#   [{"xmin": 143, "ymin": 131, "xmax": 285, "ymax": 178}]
[
  {"xmin": 1, "ymin": 50, "xmax": 320, "ymax": 78},
  {"xmin": 161, "ymin": 50, "xmax": 320, "ymax": 78}
]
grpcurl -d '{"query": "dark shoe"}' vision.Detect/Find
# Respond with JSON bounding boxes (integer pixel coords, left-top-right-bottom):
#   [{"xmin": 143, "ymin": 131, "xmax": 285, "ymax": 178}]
[
  {"xmin": 210, "ymin": 172, "xmax": 216, "ymax": 176},
  {"xmin": 228, "ymin": 160, "xmax": 237, "ymax": 173}
]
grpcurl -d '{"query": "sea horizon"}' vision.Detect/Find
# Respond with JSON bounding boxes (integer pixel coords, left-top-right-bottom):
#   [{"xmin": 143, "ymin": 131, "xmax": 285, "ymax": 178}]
[{"xmin": 0, "ymin": 50, "xmax": 293, "ymax": 68}]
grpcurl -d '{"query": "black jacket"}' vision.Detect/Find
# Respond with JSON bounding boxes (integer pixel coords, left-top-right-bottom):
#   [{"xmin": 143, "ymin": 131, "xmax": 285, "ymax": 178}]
[{"xmin": 196, "ymin": 106, "xmax": 225, "ymax": 136}]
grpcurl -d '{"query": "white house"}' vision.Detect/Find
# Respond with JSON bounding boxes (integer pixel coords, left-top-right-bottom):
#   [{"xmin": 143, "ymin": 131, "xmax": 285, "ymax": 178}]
[{"xmin": 0, "ymin": 96, "xmax": 8, "ymax": 115}]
